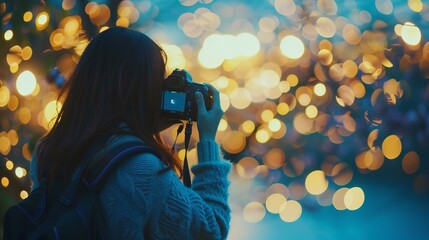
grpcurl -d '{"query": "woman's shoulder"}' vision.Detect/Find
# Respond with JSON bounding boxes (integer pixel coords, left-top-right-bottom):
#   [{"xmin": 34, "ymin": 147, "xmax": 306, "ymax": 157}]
[{"xmin": 106, "ymin": 134, "xmax": 167, "ymax": 173}]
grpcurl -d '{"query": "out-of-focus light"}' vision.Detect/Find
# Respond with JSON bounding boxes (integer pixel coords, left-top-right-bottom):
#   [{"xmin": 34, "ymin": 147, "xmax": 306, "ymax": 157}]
[
  {"xmin": 260, "ymin": 70, "xmax": 280, "ymax": 88},
  {"xmin": 162, "ymin": 44, "xmax": 186, "ymax": 71},
  {"xmin": 280, "ymin": 35, "xmax": 305, "ymax": 59},
  {"xmin": 343, "ymin": 60, "xmax": 358, "ymax": 78},
  {"xmin": 0, "ymin": 86, "xmax": 10, "ymax": 107},
  {"xmin": 218, "ymin": 118, "xmax": 228, "ymax": 132},
  {"xmin": 268, "ymin": 118, "xmax": 281, "ymax": 132},
  {"xmin": 230, "ymin": 88, "xmax": 252, "ymax": 109},
  {"xmin": 63, "ymin": 16, "xmax": 80, "ymax": 36},
  {"xmin": 305, "ymin": 170, "xmax": 329, "ymax": 195},
  {"xmin": 364, "ymin": 149, "xmax": 384, "ymax": 170},
  {"xmin": 394, "ymin": 24, "xmax": 403, "ymax": 36},
  {"xmin": 236, "ymin": 33, "xmax": 260, "ymax": 57},
  {"xmin": 116, "ymin": 17, "xmax": 129, "ymax": 27},
  {"xmin": 44, "ymin": 100, "xmax": 63, "ymax": 123},
  {"xmin": 278, "ymin": 81, "xmax": 290, "ymax": 93},
  {"xmin": 222, "ymin": 131, "xmax": 246, "ymax": 154},
  {"xmin": 16, "ymin": 71, "xmax": 37, "ymax": 96},
  {"xmin": 255, "ymin": 129, "xmax": 270, "ymax": 143},
  {"xmin": 15, "ymin": 167, "xmax": 26, "ymax": 178},
  {"xmin": 332, "ymin": 163, "xmax": 353, "ymax": 185},
  {"xmin": 316, "ymin": 17, "xmax": 336, "ymax": 38},
  {"xmin": 343, "ymin": 24, "xmax": 361, "ymax": 45},
  {"xmin": 236, "ymin": 157, "xmax": 259, "ymax": 179},
  {"xmin": 20, "ymin": 190, "xmax": 28, "ymax": 199},
  {"xmin": 332, "ymin": 187, "xmax": 349, "ymax": 210},
  {"xmin": 180, "ymin": 0, "xmax": 199, "ymax": 6},
  {"xmin": 286, "ymin": 74, "xmax": 299, "ymax": 87},
  {"xmin": 351, "ymin": 81, "xmax": 366, "ymax": 98},
  {"xmin": 240, "ymin": 120, "xmax": 255, "ymax": 135},
  {"xmin": 277, "ymin": 102, "xmax": 289, "ymax": 115},
  {"xmin": 293, "ymin": 113, "xmax": 313, "ymax": 135},
  {"xmin": 376, "ymin": 0, "xmax": 393, "ymax": 15},
  {"xmin": 337, "ymin": 85, "xmax": 355, "ymax": 106},
  {"xmin": 62, "ymin": 0, "xmax": 76, "ymax": 11},
  {"xmin": 287, "ymin": 181, "xmax": 306, "ymax": 199},
  {"xmin": 4, "ymin": 30, "xmax": 13, "ymax": 41},
  {"xmin": 23, "ymin": 11, "xmax": 33, "ymax": 22},
  {"xmin": 279, "ymin": 200, "xmax": 302, "ymax": 222},
  {"xmin": 259, "ymin": 16, "xmax": 278, "ymax": 33},
  {"xmin": 5, "ymin": 160, "xmax": 14, "ymax": 170},
  {"xmin": 297, "ymin": 93, "xmax": 311, "ymax": 106},
  {"xmin": 344, "ymin": 187, "xmax": 365, "ymax": 210},
  {"xmin": 216, "ymin": 77, "xmax": 229, "ymax": 89},
  {"xmin": 382, "ymin": 135, "xmax": 402, "ymax": 160},
  {"xmin": 219, "ymin": 93, "xmax": 230, "ymax": 112},
  {"xmin": 198, "ymin": 47, "xmax": 223, "ymax": 69},
  {"xmin": 305, "ymin": 105, "xmax": 318, "ymax": 118},
  {"xmin": 272, "ymin": 121, "xmax": 287, "ymax": 139},
  {"xmin": 7, "ymin": 45, "xmax": 23, "ymax": 67},
  {"xmin": 22, "ymin": 46, "xmax": 33, "ymax": 60},
  {"xmin": 408, "ymin": 0, "xmax": 423, "ymax": 12},
  {"xmin": 36, "ymin": 12, "xmax": 49, "ymax": 30},
  {"xmin": 274, "ymin": 0, "xmax": 296, "ymax": 16},
  {"xmin": 318, "ymin": 49, "xmax": 333, "ymax": 65},
  {"xmin": 10, "ymin": 63, "xmax": 19, "ymax": 73},
  {"xmin": 314, "ymin": 83, "xmax": 326, "ymax": 96},
  {"xmin": 100, "ymin": 26, "xmax": 109, "ymax": 32},
  {"xmin": 266, "ymin": 193, "xmax": 286, "ymax": 214},
  {"xmin": 317, "ymin": 189, "xmax": 334, "ymax": 206},
  {"xmin": 261, "ymin": 109, "xmax": 274, "ymax": 122},
  {"xmin": 1, "ymin": 177, "xmax": 9, "ymax": 187},
  {"xmin": 86, "ymin": 3, "xmax": 110, "ymax": 26},
  {"xmin": 263, "ymin": 148, "xmax": 285, "ymax": 169},
  {"xmin": 8, "ymin": 95, "xmax": 18, "ymax": 111},
  {"xmin": 7, "ymin": 130, "xmax": 18, "ymax": 146},
  {"xmin": 402, "ymin": 151, "xmax": 420, "ymax": 174},
  {"xmin": 18, "ymin": 107, "xmax": 31, "ymax": 124},
  {"xmin": 22, "ymin": 143, "xmax": 33, "ymax": 161},
  {"xmin": 401, "ymin": 22, "xmax": 421, "ymax": 46},
  {"xmin": 243, "ymin": 202, "xmax": 265, "ymax": 223},
  {"xmin": 198, "ymin": 33, "xmax": 260, "ymax": 68},
  {"xmin": 0, "ymin": 136, "xmax": 11, "ymax": 155},
  {"xmin": 85, "ymin": 2, "xmax": 99, "ymax": 15},
  {"xmin": 50, "ymin": 30, "xmax": 65, "ymax": 50}
]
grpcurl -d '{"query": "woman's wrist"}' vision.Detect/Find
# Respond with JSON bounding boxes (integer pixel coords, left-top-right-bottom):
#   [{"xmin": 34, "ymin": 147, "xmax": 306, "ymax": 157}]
[
  {"xmin": 197, "ymin": 139, "xmax": 221, "ymax": 163},
  {"xmin": 198, "ymin": 133, "xmax": 216, "ymax": 141}
]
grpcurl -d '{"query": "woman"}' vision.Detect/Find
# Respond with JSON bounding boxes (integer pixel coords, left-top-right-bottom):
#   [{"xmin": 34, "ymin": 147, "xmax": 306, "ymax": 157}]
[{"xmin": 30, "ymin": 27, "xmax": 231, "ymax": 239}]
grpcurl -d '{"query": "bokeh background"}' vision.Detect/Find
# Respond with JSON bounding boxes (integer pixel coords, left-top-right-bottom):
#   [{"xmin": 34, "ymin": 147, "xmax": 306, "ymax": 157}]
[{"xmin": 1, "ymin": 0, "xmax": 429, "ymax": 239}]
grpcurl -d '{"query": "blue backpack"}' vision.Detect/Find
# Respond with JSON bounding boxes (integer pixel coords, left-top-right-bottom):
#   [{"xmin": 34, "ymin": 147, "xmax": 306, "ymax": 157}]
[{"xmin": 3, "ymin": 137, "xmax": 158, "ymax": 240}]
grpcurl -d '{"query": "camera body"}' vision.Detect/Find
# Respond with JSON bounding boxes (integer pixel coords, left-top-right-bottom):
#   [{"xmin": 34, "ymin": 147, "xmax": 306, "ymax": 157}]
[{"xmin": 161, "ymin": 69, "xmax": 212, "ymax": 121}]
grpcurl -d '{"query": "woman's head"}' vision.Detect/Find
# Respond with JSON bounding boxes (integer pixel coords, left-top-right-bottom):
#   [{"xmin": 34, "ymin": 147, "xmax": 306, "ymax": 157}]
[
  {"xmin": 37, "ymin": 27, "xmax": 181, "ymax": 182},
  {"xmin": 68, "ymin": 27, "xmax": 166, "ymax": 132}
]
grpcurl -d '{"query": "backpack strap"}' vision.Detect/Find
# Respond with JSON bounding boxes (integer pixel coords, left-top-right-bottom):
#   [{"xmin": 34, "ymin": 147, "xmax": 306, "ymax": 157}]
[{"xmin": 27, "ymin": 136, "xmax": 160, "ymax": 240}]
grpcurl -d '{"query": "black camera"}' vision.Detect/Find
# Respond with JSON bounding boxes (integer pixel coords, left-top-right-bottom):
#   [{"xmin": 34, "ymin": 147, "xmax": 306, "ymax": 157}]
[{"xmin": 161, "ymin": 69, "xmax": 212, "ymax": 121}]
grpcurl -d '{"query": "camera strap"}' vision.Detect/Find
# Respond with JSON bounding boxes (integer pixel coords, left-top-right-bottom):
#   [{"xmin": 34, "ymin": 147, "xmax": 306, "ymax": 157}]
[{"xmin": 182, "ymin": 120, "xmax": 193, "ymax": 187}]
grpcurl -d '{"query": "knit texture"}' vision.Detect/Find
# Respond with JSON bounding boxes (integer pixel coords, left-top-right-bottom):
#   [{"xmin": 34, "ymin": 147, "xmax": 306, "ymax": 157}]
[{"xmin": 99, "ymin": 136, "xmax": 232, "ymax": 239}]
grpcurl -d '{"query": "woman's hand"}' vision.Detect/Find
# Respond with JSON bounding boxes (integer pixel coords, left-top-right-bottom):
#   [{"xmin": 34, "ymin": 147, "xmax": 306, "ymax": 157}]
[{"xmin": 194, "ymin": 84, "xmax": 224, "ymax": 141}]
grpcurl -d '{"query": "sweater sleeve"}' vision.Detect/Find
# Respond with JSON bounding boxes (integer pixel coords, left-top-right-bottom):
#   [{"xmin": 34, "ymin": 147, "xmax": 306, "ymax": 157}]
[
  {"xmin": 99, "ymin": 140, "xmax": 231, "ymax": 240},
  {"xmin": 190, "ymin": 140, "xmax": 231, "ymax": 239}
]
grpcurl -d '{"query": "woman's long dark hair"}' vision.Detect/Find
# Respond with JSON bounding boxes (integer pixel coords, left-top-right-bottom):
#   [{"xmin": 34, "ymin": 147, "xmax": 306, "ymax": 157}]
[{"xmin": 37, "ymin": 27, "xmax": 181, "ymax": 183}]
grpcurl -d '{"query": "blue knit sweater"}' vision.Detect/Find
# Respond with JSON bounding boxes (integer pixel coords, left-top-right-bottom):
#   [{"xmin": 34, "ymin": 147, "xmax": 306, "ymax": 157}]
[{"xmin": 30, "ymin": 136, "xmax": 232, "ymax": 239}]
